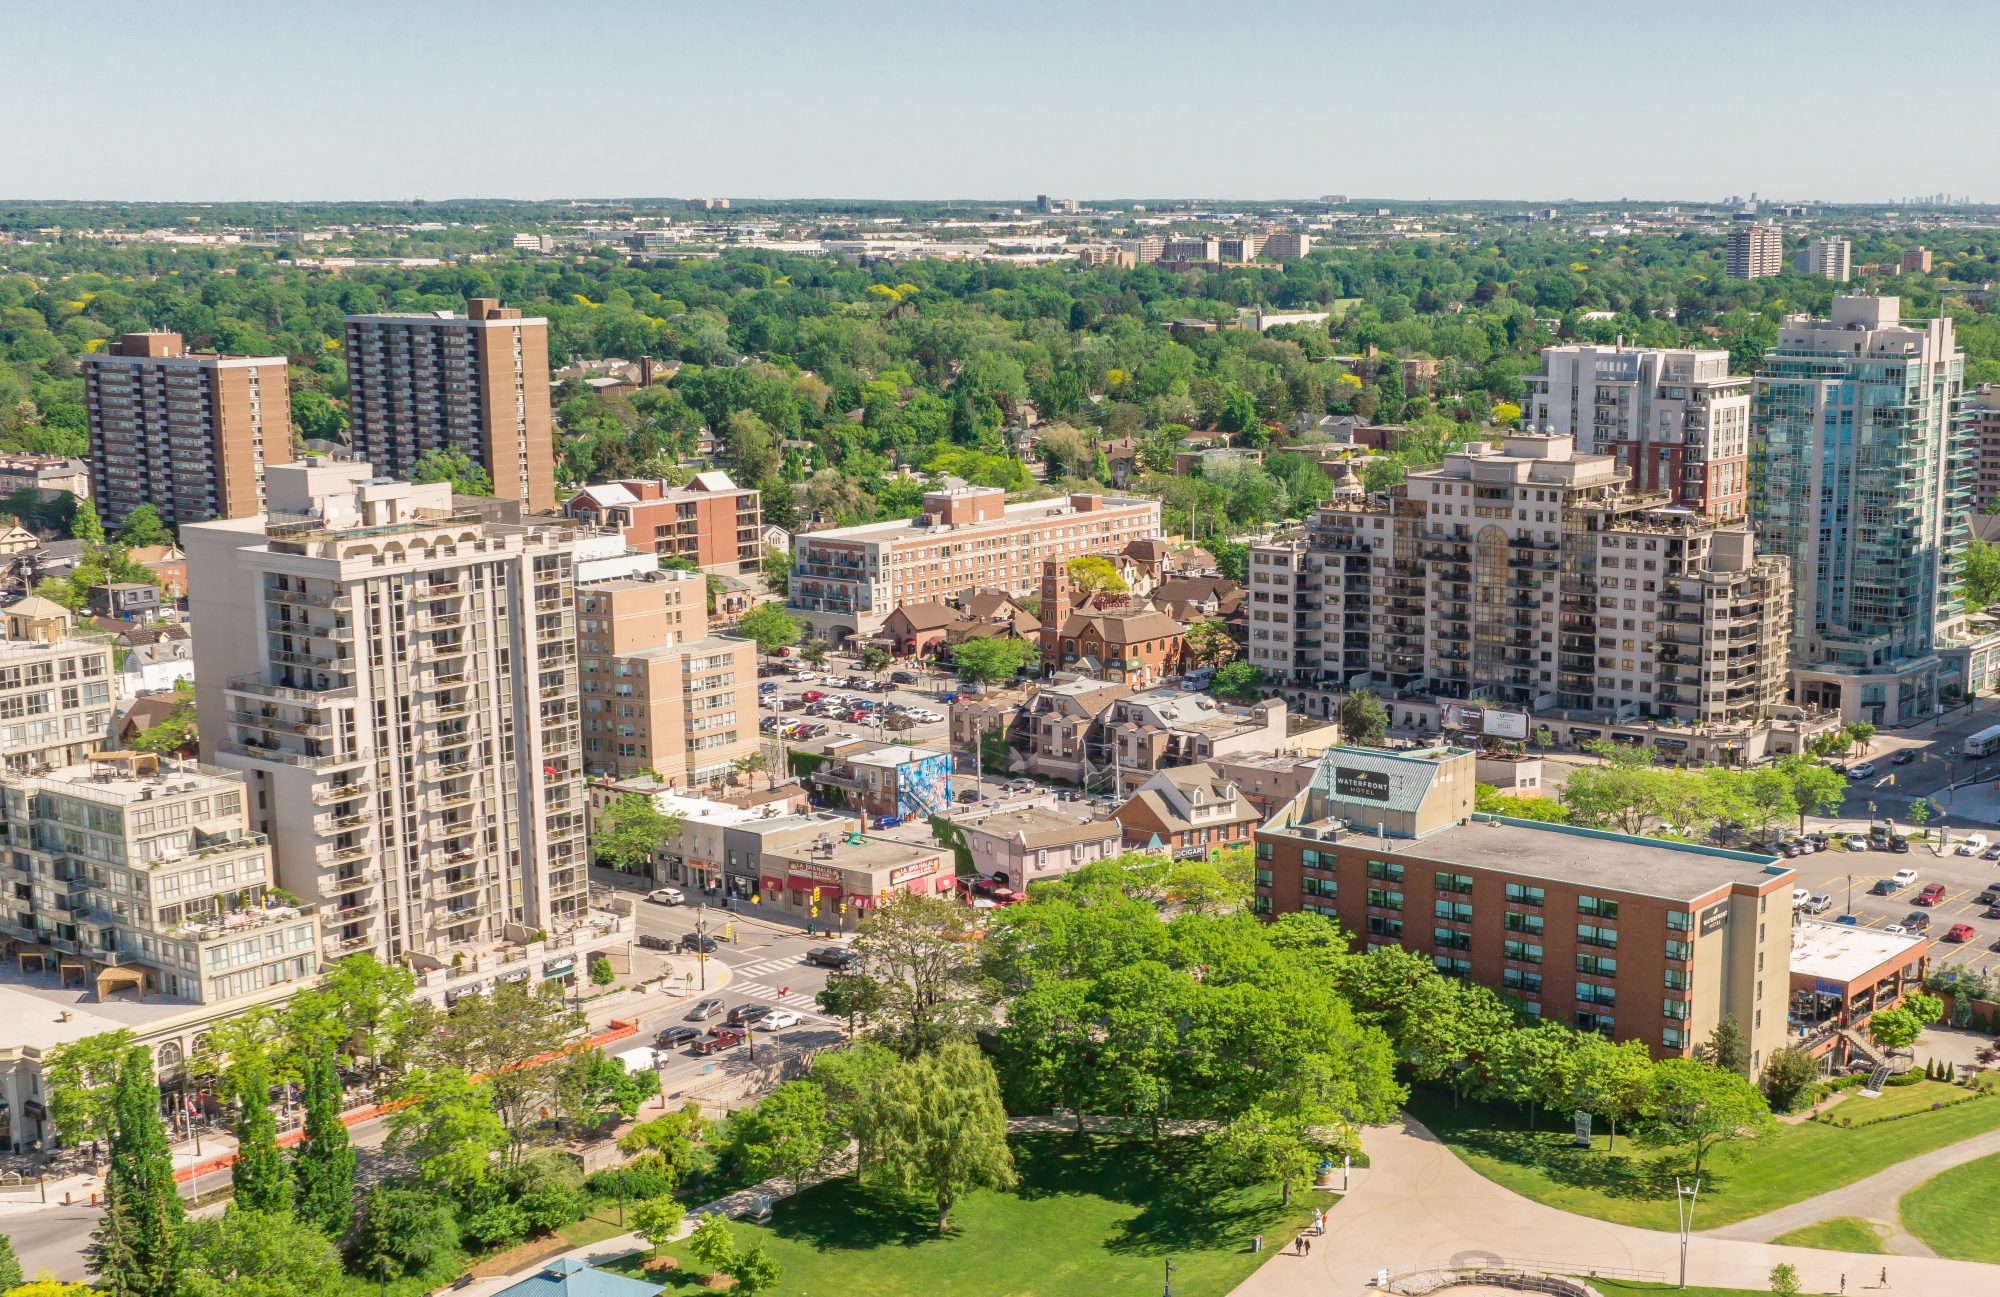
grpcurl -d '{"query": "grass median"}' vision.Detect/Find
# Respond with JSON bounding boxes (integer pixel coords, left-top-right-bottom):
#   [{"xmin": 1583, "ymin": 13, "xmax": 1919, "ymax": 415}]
[
  {"xmin": 1898, "ymin": 1148, "xmax": 2000, "ymax": 1261},
  {"xmin": 1409, "ymin": 1086, "xmax": 2000, "ymax": 1231}
]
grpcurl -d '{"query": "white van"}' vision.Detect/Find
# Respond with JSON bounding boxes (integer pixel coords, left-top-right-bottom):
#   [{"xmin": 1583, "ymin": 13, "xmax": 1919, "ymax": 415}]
[
  {"xmin": 1957, "ymin": 834, "xmax": 1990, "ymax": 857},
  {"xmin": 1791, "ymin": 887, "xmax": 1812, "ymax": 909}
]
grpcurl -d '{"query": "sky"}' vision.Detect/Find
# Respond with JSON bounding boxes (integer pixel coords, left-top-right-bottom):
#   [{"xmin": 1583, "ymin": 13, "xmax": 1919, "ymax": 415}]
[{"xmin": 8, "ymin": 0, "xmax": 1994, "ymax": 204}]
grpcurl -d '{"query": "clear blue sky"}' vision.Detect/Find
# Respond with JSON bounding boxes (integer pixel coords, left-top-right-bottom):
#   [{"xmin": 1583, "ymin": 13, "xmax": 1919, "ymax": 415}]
[{"xmin": 9, "ymin": 0, "xmax": 1991, "ymax": 203}]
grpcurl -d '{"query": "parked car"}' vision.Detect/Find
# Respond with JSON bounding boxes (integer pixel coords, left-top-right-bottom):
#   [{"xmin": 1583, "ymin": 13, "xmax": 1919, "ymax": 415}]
[
  {"xmin": 1791, "ymin": 887, "xmax": 1813, "ymax": 909},
  {"xmin": 758, "ymin": 664, "xmax": 787, "ymax": 678},
  {"xmin": 1979, "ymin": 887, "xmax": 2000, "ymax": 906},
  {"xmin": 1848, "ymin": 761, "xmax": 1878, "ymax": 779},
  {"xmin": 1869, "ymin": 878, "xmax": 1898, "ymax": 895},
  {"xmin": 1959, "ymin": 834, "xmax": 1991, "ymax": 856},
  {"xmin": 1984, "ymin": 843, "xmax": 2000, "ymax": 861},
  {"xmin": 1891, "ymin": 869, "xmax": 1920, "ymax": 888},
  {"xmin": 1891, "ymin": 835, "xmax": 1910, "ymax": 853},
  {"xmin": 791, "ymin": 671, "xmax": 820, "ymax": 683},
  {"xmin": 1845, "ymin": 836, "xmax": 1869, "ymax": 852},
  {"xmin": 891, "ymin": 670, "xmax": 920, "ymax": 685},
  {"xmin": 687, "ymin": 997, "xmax": 726, "ymax": 1021},
  {"xmin": 1950, "ymin": 924, "xmax": 1980, "ymax": 943},
  {"xmin": 1836, "ymin": 914, "xmax": 1861, "ymax": 926},
  {"xmin": 680, "ymin": 933, "xmax": 719, "ymax": 954},
  {"xmin": 1804, "ymin": 894, "xmax": 1834, "ymax": 915},
  {"xmin": 1916, "ymin": 883, "xmax": 1948, "ymax": 906},
  {"xmin": 761, "ymin": 1009, "xmax": 802, "ymax": 1031},
  {"xmin": 692, "ymin": 1028, "xmax": 746, "ymax": 1055},
  {"xmin": 1903, "ymin": 912, "xmax": 1933, "ymax": 932},
  {"xmin": 1804, "ymin": 832, "xmax": 1830, "ymax": 851},
  {"xmin": 655, "ymin": 1026, "xmax": 700, "ymax": 1048},
  {"xmin": 805, "ymin": 946, "xmax": 858, "ymax": 970},
  {"xmin": 727, "ymin": 1003, "xmax": 772, "ymax": 1028},
  {"xmin": 1828, "ymin": 761, "xmax": 1849, "ymax": 775},
  {"xmin": 1892, "ymin": 750, "xmax": 1916, "ymax": 765},
  {"xmin": 647, "ymin": 887, "xmax": 686, "ymax": 906},
  {"xmin": 1884, "ymin": 924, "xmax": 1910, "ymax": 936}
]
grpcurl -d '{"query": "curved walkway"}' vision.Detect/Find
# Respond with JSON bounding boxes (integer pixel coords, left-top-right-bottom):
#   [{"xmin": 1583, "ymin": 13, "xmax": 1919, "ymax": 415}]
[
  {"xmin": 1700, "ymin": 1124, "xmax": 2000, "ymax": 1252},
  {"xmin": 1229, "ymin": 1115, "xmax": 2000, "ymax": 1297}
]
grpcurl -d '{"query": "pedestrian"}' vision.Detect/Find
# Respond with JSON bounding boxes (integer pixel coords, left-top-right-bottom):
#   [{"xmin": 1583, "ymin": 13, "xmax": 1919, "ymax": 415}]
[
  {"xmin": 1303, "ymin": 1236, "xmax": 1312, "ymax": 1256},
  {"xmin": 1881, "ymin": 1267, "xmax": 1888, "ymax": 1287},
  {"xmin": 780, "ymin": 985, "xmax": 789, "ymax": 999},
  {"xmin": 1294, "ymin": 1235, "xmax": 1304, "ymax": 1256},
  {"xmin": 1251, "ymin": 1232, "xmax": 1262, "ymax": 1254},
  {"xmin": 1839, "ymin": 1275, "xmax": 1846, "ymax": 1294}
]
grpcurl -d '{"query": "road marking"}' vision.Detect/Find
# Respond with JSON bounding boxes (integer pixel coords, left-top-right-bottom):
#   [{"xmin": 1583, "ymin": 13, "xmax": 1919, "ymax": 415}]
[{"xmin": 729, "ymin": 957, "xmax": 799, "ymax": 977}]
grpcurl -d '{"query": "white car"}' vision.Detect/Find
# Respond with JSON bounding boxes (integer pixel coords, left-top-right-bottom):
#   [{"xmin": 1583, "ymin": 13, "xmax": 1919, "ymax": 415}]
[
  {"xmin": 1891, "ymin": 868, "xmax": 1920, "ymax": 888},
  {"xmin": 1848, "ymin": 761, "xmax": 1877, "ymax": 780},
  {"xmin": 647, "ymin": 888, "xmax": 686, "ymax": 906},
  {"xmin": 1804, "ymin": 894, "xmax": 1834, "ymax": 915},
  {"xmin": 760, "ymin": 1009, "xmax": 802, "ymax": 1030},
  {"xmin": 1791, "ymin": 887, "xmax": 1812, "ymax": 910},
  {"xmin": 791, "ymin": 671, "xmax": 819, "ymax": 683},
  {"xmin": 1958, "ymin": 834, "xmax": 1991, "ymax": 857},
  {"xmin": 1884, "ymin": 924, "xmax": 1909, "ymax": 936}
]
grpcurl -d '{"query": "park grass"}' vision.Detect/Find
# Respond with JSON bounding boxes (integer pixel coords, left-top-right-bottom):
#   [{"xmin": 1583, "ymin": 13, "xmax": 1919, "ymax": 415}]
[
  {"xmin": 1408, "ymin": 1087, "xmax": 2000, "ymax": 1232},
  {"xmin": 1831, "ymin": 1079, "xmax": 1969, "ymax": 1124},
  {"xmin": 1898, "ymin": 1148, "xmax": 2000, "ymax": 1261},
  {"xmin": 604, "ymin": 1133, "xmax": 1320, "ymax": 1297},
  {"xmin": 1769, "ymin": 1216, "xmax": 1889, "ymax": 1253}
]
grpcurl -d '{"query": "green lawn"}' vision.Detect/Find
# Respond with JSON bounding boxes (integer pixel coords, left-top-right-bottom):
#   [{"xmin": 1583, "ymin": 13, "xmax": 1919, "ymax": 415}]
[
  {"xmin": 1769, "ymin": 1216, "xmax": 1889, "ymax": 1253},
  {"xmin": 1409, "ymin": 1087, "xmax": 2000, "ymax": 1231},
  {"xmin": 1898, "ymin": 1149, "xmax": 2000, "ymax": 1261},
  {"xmin": 606, "ymin": 1134, "xmax": 1320, "ymax": 1297},
  {"xmin": 1828, "ymin": 1080, "xmax": 1970, "ymax": 1124}
]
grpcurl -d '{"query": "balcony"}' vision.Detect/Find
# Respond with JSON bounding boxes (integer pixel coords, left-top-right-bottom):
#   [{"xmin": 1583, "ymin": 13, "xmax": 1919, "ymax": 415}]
[{"xmin": 311, "ymin": 778, "xmax": 372, "ymax": 804}]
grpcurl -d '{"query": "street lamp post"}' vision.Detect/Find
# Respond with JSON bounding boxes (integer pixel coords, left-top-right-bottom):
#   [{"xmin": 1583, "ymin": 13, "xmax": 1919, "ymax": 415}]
[
  {"xmin": 1162, "ymin": 1258, "xmax": 1179, "ymax": 1297},
  {"xmin": 1675, "ymin": 1177, "xmax": 1701, "ymax": 1289}
]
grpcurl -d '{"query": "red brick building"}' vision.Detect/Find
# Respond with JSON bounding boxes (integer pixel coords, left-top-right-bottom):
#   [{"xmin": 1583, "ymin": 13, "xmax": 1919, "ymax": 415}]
[
  {"xmin": 564, "ymin": 472, "xmax": 763, "ymax": 575},
  {"xmin": 1255, "ymin": 744, "xmax": 1797, "ymax": 1067}
]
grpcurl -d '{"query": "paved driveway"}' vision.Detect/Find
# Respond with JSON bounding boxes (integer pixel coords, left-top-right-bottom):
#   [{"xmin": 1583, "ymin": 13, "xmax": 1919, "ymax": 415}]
[{"xmin": 1229, "ymin": 1116, "xmax": 2000, "ymax": 1297}]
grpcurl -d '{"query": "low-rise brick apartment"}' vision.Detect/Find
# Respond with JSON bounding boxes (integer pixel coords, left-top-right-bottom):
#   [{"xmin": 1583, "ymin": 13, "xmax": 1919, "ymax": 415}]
[{"xmin": 1255, "ymin": 744, "xmax": 1795, "ymax": 1067}]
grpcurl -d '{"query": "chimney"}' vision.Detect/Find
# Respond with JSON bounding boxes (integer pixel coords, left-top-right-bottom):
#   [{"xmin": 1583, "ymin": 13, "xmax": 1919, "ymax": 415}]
[{"xmin": 640, "ymin": 356, "xmax": 656, "ymax": 387}]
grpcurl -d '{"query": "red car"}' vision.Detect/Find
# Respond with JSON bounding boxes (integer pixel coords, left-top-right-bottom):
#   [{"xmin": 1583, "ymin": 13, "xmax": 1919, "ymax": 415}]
[
  {"xmin": 801, "ymin": 690, "xmax": 825, "ymax": 703},
  {"xmin": 691, "ymin": 1027, "xmax": 746, "ymax": 1056},
  {"xmin": 1915, "ymin": 884, "xmax": 1949, "ymax": 907},
  {"xmin": 1947, "ymin": 923, "xmax": 1977, "ymax": 943}
]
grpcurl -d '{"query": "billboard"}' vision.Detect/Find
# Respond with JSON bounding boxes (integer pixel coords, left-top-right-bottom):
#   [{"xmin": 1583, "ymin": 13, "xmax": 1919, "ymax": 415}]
[{"xmin": 1440, "ymin": 702, "xmax": 1529, "ymax": 740}]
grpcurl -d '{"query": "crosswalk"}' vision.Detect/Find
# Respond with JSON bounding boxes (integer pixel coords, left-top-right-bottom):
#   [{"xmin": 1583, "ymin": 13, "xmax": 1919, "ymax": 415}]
[
  {"xmin": 730, "ymin": 956, "xmax": 801, "ymax": 978},
  {"xmin": 733, "ymin": 981, "xmax": 806, "ymax": 1003}
]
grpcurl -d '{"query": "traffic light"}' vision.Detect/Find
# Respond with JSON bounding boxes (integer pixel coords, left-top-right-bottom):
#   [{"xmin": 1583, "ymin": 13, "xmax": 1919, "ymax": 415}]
[
  {"xmin": 811, "ymin": 906, "xmax": 820, "ymax": 919},
  {"xmin": 838, "ymin": 901, "xmax": 847, "ymax": 915}
]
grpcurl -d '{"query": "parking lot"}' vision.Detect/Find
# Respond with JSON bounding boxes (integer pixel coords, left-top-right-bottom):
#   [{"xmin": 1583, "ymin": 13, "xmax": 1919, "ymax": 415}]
[
  {"xmin": 756, "ymin": 660, "xmax": 954, "ymax": 752},
  {"xmin": 1786, "ymin": 832, "xmax": 2000, "ymax": 971}
]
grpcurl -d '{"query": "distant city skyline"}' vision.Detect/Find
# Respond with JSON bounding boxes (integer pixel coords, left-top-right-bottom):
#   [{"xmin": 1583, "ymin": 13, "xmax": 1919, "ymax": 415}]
[{"xmin": 8, "ymin": 0, "xmax": 1990, "ymax": 204}]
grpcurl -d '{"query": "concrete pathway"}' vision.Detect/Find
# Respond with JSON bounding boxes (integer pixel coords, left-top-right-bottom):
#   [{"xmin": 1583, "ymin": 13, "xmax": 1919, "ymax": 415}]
[
  {"xmin": 1701, "ymin": 1124, "xmax": 2000, "ymax": 1252},
  {"xmin": 1228, "ymin": 1115, "xmax": 2000, "ymax": 1297}
]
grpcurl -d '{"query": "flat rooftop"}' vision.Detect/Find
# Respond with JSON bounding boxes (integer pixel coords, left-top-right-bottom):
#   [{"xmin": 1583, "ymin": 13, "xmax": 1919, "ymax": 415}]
[
  {"xmin": 0, "ymin": 966, "xmax": 193, "ymax": 1052},
  {"xmin": 798, "ymin": 492, "xmax": 1153, "ymax": 546},
  {"xmin": 1788, "ymin": 919, "xmax": 1930, "ymax": 985},
  {"xmin": 959, "ymin": 805, "xmax": 1119, "ymax": 846},
  {"xmin": 767, "ymin": 834, "xmax": 941, "ymax": 871},
  {"xmin": 1386, "ymin": 816, "xmax": 1790, "ymax": 900}
]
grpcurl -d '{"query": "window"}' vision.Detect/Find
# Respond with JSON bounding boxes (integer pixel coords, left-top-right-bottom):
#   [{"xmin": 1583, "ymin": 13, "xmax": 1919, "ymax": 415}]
[
  {"xmin": 1504, "ymin": 911, "xmax": 1544, "ymax": 935},
  {"xmin": 1662, "ymin": 1026, "xmax": 1689, "ymax": 1050},
  {"xmin": 1666, "ymin": 910, "xmax": 1693, "ymax": 931},
  {"xmin": 1663, "ymin": 998, "xmax": 1691, "ymax": 1020},
  {"xmin": 1302, "ymin": 877, "xmax": 1337, "ymax": 901},
  {"xmin": 1504, "ymin": 883, "xmax": 1544, "ymax": 906},
  {"xmin": 1366, "ymin": 860, "xmax": 1404, "ymax": 882},
  {"xmin": 1576, "ymin": 923, "xmax": 1618, "ymax": 949},
  {"xmin": 1434, "ymin": 899, "xmax": 1473, "ymax": 923},
  {"xmin": 1434, "ymin": 956, "xmax": 1471, "ymax": 980},
  {"xmin": 1575, "ymin": 982, "xmax": 1616, "ymax": 1006},
  {"xmin": 1574, "ymin": 1010, "xmax": 1615, "ymax": 1036},
  {"xmin": 1254, "ymin": 869, "xmax": 1274, "ymax": 888},
  {"xmin": 1578, "ymin": 895, "xmax": 1620, "ymax": 919},
  {"xmin": 1366, "ymin": 888, "xmax": 1403, "ymax": 911},
  {"xmin": 1365, "ymin": 915, "xmax": 1403, "ymax": 937},
  {"xmin": 1503, "ymin": 968, "xmax": 1542, "ymax": 994},
  {"xmin": 1255, "ymin": 841, "xmax": 1273, "ymax": 861},
  {"xmin": 1435, "ymin": 872, "xmax": 1473, "ymax": 895},
  {"xmin": 1663, "ymin": 968, "xmax": 1691, "ymax": 991},
  {"xmin": 1503, "ymin": 939, "xmax": 1542, "ymax": 964},
  {"xmin": 1665, "ymin": 940, "xmax": 1692, "ymax": 962},
  {"xmin": 1576, "ymin": 954, "xmax": 1617, "ymax": 977},
  {"xmin": 1432, "ymin": 926, "xmax": 1471, "ymax": 951}
]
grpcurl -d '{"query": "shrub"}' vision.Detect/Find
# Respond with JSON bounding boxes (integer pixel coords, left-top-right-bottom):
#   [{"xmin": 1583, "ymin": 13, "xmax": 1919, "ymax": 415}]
[
  {"xmin": 590, "ymin": 955, "xmax": 615, "ymax": 986},
  {"xmin": 586, "ymin": 1164, "xmax": 678, "ymax": 1202},
  {"xmin": 460, "ymin": 1199, "xmax": 529, "ymax": 1249}
]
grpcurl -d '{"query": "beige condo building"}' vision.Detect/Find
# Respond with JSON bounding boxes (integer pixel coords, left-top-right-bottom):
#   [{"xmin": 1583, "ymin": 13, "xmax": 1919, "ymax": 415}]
[
  {"xmin": 186, "ymin": 459, "xmax": 587, "ymax": 964},
  {"xmin": 576, "ymin": 568, "xmax": 758, "ymax": 786}
]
